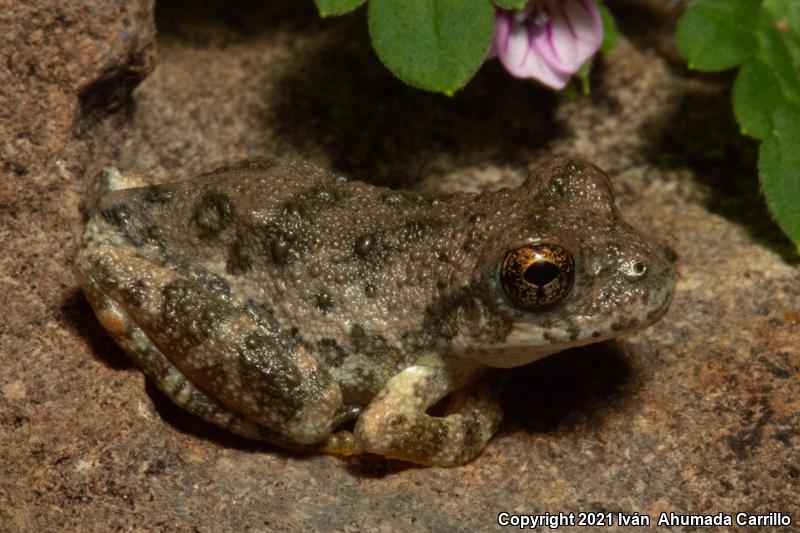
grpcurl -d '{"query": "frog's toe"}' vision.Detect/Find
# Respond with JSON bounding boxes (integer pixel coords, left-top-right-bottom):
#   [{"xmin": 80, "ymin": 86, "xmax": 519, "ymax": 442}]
[{"xmin": 321, "ymin": 431, "xmax": 357, "ymax": 457}]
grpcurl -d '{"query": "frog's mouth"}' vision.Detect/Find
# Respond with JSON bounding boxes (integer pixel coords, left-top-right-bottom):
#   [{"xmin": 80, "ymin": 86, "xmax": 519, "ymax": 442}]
[
  {"xmin": 456, "ymin": 324, "xmax": 634, "ymax": 369},
  {"xmin": 453, "ymin": 279, "xmax": 674, "ymax": 369},
  {"xmin": 454, "ymin": 329, "xmax": 606, "ymax": 368}
]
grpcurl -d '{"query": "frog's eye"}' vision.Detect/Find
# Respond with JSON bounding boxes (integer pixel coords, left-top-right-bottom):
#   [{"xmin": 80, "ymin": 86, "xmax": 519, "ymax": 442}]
[{"xmin": 500, "ymin": 244, "xmax": 575, "ymax": 310}]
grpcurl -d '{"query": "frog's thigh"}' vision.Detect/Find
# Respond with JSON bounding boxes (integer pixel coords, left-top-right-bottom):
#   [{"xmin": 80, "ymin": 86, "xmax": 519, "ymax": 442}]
[
  {"xmin": 88, "ymin": 295, "xmax": 307, "ymax": 449},
  {"xmin": 80, "ymin": 244, "xmax": 342, "ymax": 445},
  {"xmin": 354, "ymin": 364, "xmax": 503, "ymax": 466}
]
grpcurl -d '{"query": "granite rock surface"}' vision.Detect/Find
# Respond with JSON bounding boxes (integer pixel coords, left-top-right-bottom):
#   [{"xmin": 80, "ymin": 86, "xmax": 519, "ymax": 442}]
[{"xmin": 1, "ymin": 0, "xmax": 798, "ymax": 531}]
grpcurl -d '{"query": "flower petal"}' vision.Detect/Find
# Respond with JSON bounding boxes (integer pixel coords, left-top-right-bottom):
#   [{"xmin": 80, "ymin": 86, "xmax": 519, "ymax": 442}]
[
  {"xmin": 493, "ymin": 9, "xmax": 573, "ymax": 89},
  {"xmin": 487, "ymin": 9, "xmax": 511, "ymax": 60},
  {"xmin": 534, "ymin": 0, "xmax": 602, "ymax": 73}
]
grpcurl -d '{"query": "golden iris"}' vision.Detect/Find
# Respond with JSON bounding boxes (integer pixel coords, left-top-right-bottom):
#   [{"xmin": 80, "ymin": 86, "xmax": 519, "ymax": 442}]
[{"xmin": 500, "ymin": 243, "xmax": 575, "ymax": 310}]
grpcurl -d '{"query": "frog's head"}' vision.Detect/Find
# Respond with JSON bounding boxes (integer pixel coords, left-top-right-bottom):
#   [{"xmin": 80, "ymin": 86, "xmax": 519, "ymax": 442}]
[{"xmin": 448, "ymin": 159, "xmax": 675, "ymax": 368}]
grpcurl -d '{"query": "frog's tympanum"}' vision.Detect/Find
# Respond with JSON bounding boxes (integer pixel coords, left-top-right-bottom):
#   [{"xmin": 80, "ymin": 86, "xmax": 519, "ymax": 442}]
[{"xmin": 75, "ymin": 158, "xmax": 675, "ymax": 466}]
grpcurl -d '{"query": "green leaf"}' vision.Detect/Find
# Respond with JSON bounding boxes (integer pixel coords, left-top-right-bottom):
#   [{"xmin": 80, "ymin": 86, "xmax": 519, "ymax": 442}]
[
  {"xmin": 314, "ymin": 0, "xmax": 366, "ymax": 17},
  {"xmin": 755, "ymin": 5, "xmax": 800, "ymax": 105},
  {"xmin": 676, "ymin": 0, "xmax": 761, "ymax": 71},
  {"xmin": 493, "ymin": 0, "xmax": 527, "ymax": 8},
  {"xmin": 764, "ymin": 0, "xmax": 800, "ymax": 52},
  {"xmin": 678, "ymin": 0, "xmax": 800, "ymax": 247},
  {"xmin": 598, "ymin": 3, "xmax": 618, "ymax": 54},
  {"xmin": 759, "ymin": 105, "xmax": 800, "ymax": 246},
  {"xmin": 733, "ymin": 58, "xmax": 783, "ymax": 139},
  {"xmin": 368, "ymin": 0, "xmax": 495, "ymax": 94}
]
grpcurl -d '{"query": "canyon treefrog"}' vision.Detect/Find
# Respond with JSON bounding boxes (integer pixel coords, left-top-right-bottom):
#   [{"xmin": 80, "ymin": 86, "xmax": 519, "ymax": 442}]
[{"xmin": 75, "ymin": 158, "xmax": 675, "ymax": 466}]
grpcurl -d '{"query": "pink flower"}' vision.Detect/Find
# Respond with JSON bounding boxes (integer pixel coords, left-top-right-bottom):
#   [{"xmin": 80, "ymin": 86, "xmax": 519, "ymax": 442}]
[{"xmin": 490, "ymin": 0, "xmax": 603, "ymax": 89}]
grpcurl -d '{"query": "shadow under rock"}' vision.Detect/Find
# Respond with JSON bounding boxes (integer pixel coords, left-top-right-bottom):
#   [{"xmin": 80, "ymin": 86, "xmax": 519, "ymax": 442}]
[
  {"xmin": 605, "ymin": 0, "xmax": 687, "ymax": 69},
  {"xmin": 647, "ymin": 87, "xmax": 798, "ymax": 263},
  {"xmin": 502, "ymin": 341, "xmax": 633, "ymax": 434},
  {"xmin": 60, "ymin": 289, "xmax": 134, "ymax": 370},
  {"xmin": 269, "ymin": 15, "xmax": 562, "ymax": 189},
  {"xmin": 155, "ymin": 0, "xmax": 317, "ymax": 40}
]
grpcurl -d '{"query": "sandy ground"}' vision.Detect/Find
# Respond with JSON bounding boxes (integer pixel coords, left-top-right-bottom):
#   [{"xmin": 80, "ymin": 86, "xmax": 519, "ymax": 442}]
[{"xmin": 1, "ymin": 1, "xmax": 798, "ymax": 531}]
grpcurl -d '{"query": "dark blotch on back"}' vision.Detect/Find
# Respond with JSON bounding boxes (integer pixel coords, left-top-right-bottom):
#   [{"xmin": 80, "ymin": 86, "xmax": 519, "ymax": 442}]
[
  {"xmin": 100, "ymin": 203, "xmax": 131, "ymax": 229},
  {"xmin": 187, "ymin": 270, "xmax": 232, "ymax": 302},
  {"xmin": 400, "ymin": 219, "xmax": 443, "ymax": 243},
  {"xmin": 364, "ymin": 283, "xmax": 378, "ymax": 298},
  {"xmin": 460, "ymin": 416, "xmax": 483, "ymax": 458},
  {"xmin": 120, "ymin": 279, "xmax": 148, "ymax": 308},
  {"xmin": 543, "ymin": 331, "xmax": 560, "ymax": 344},
  {"xmin": 350, "ymin": 324, "xmax": 405, "ymax": 365},
  {"xmin": 143, "ymin": 185, "xmax": 174, "ymax": 206},
  {"xmin": 355, "ymin": 234, "xmax": 375, "ymax": 256},
  {"xmin": 143, "ymin": 225, "xmax": 166, "ymax": 248},
  {"xmin": 252, "ymin": 201, "xmax": 318, "ymax": 266},
  {"xmin": 238, "ymin": 332, "xmax": 303, "ymax": 421},
  {"xmin": 270, "ymin": 238, "xmax": 291, "ymax": 264},
  {"xmin": 193, "ymin": 191, "xmax": 233, "ymax": 238},
  {"xmin": 317, "ymin": 338, "xmax": 347, "ymax": 367},
  {"xmin": 394, "ymin": 417, "xmax": 447, "ymax": 458},
  {"xmin": 462, "ymin": 230, "xmax": 484, "ymax": 253},
  {"xmin": 227, "ymin": 240, "xmax": 253, "ymax": 274},
  {"xmin": 161, "ymin": 280, "xmax": 230, "ymax": 348},
  {"xmin": 316, "ymin": 292, "xmax": 334, "ymax": 314}
]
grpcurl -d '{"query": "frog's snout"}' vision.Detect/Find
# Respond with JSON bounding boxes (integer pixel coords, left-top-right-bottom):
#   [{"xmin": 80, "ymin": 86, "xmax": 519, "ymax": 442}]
[
  {"xmin": 641, "ymin": 243, "xmax": 677, "ymax": 322},
  {"xmin": 620, "ymin": 244, "xmax": 674, "ymax": 280},
  {"xmin": 619, "ymin": 255, "xmax": 649, "ymax": 280},
  {"xmin": 610, "ymin": 238, "xmax": 676, "ymax": 324}
]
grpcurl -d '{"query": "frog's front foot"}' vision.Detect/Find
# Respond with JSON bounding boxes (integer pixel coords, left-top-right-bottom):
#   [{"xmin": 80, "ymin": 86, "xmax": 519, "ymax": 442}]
[{"xmin": 353, "ymin": 363, "xmax": 503, "ymax": 466}]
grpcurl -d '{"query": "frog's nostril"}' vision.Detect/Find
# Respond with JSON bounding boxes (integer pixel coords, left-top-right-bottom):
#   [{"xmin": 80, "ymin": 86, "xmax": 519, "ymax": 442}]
[{"xmin": 621, "ymin": 258, "xmax": 647, "ymax": 279}]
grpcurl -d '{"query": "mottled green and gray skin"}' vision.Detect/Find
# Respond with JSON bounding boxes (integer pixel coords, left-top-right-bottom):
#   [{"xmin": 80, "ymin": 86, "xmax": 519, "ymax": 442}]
[{"xmin": 75, "ymin": 157, "xmax": 675, "ymax": 466}]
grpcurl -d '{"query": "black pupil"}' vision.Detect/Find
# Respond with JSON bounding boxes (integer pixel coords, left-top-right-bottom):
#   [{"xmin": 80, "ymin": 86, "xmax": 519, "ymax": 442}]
[{"xmin": 523, "ymin": 260, "xmax": 560, "ymax": 287}]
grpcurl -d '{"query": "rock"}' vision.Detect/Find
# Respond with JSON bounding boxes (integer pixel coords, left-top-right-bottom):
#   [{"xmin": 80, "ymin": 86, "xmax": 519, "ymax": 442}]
[
  {"xmin": 1, "ymin": 1, "xmax": 797, "ymax": 530},
  {"xmin": 0, "ymin": 0, "xmax": 155, "ymax": 178}
]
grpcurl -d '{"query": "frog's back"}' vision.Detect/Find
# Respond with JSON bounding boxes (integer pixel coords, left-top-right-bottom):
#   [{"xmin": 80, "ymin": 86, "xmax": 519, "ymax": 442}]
[{"xmin": 88, "ymin": 159, "xmax": 497, "ymax": 388}]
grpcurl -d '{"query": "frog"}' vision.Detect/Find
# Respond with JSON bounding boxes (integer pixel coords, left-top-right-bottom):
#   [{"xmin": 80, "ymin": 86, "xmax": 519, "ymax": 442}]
[{"xmin": 74, "ymin": 157, "xmax": 675, "ymax": 466}]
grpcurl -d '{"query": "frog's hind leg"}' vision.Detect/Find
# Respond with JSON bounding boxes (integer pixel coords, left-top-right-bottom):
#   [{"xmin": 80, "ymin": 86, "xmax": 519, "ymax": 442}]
[
  {"xmin": 353, "ymin": 363, "xmax": 504, "ymax": 466},
  {"xmin": 77, "ymin": 243, "xmax": 344, "ymax": 448},
  {"xmin": 81, "ymin": 284, "xmax": 312, "ymax": 449}
]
